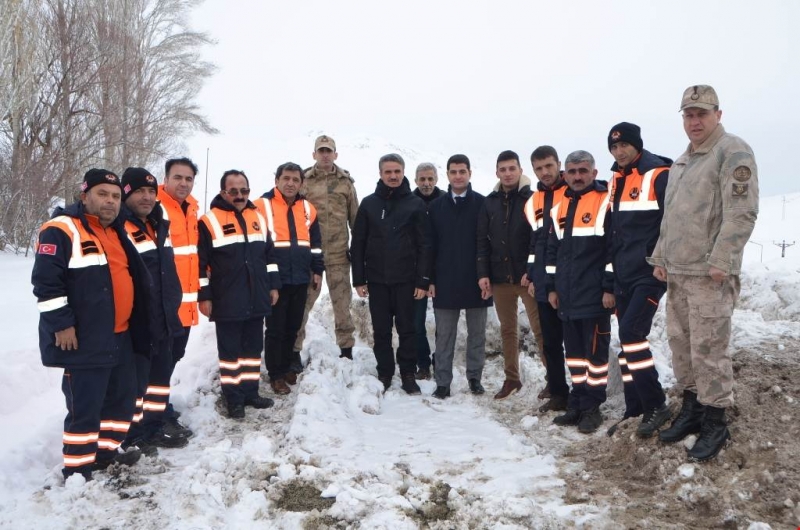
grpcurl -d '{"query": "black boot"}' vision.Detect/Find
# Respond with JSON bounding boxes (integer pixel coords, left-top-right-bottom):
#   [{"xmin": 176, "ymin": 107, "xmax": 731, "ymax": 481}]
[
  {"xmin": 659, "ymin": 390, "xmax": 704, "ymax": 443},
  {"xmin": 637, "ymin": 403, "xmax": 672, "ymax": 438},
  {"xmin": 339, "ymin": 347, "xmax": 353, "ymax": 360},
  {"xmin": 289, "ymin": 351, "xmax": 304, "ymax": 373},
  {"xmin": 687, "ymin": 406, "xmax": 730, "ymax": 461}
]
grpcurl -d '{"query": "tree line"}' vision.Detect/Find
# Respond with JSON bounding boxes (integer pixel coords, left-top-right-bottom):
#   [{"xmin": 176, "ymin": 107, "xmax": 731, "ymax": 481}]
[{"xmin": 0, "ymin": 0, "xmax": 216, "ymax": 253}]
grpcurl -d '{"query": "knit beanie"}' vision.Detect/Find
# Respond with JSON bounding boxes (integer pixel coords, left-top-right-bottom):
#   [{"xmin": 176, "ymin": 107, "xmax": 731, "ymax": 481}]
[
  {"xmin": 81, "ymin": 169, "xmax": 121, "ymax": 193},
  {"xmin": 121, "ymin": 167, "xmax": 158, "ymax": 200},
  {"xmin": 607, "ymin": 122, "xmax": 643, "ymax": 152}
]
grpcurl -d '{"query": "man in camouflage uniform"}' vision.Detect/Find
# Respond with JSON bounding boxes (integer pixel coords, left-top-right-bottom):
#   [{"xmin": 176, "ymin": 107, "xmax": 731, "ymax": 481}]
[
  {"xmin": 294, "ymin": 135, "xmax": 359, "ymax": 362},
  {"xmin": 648, "ymin": 85, "xmax": 758, "ymax": 461}
]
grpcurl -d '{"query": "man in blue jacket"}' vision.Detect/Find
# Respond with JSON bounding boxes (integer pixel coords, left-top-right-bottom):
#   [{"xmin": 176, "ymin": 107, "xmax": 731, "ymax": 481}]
[
  {"xmin": 351, "ymin": 154, "xmax": 431, "ymax": 395},
  {"xmin": 427, "ymin": 154, "xmax": 492, "ymax": 398}
]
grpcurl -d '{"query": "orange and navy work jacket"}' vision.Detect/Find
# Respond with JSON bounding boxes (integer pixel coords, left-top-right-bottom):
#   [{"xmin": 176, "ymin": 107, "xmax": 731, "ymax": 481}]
[
  {"xmin": 523, "ymin": 177, "xmax": 568, "ymax": 303},
  {"xmin": 158, "ymin": 185, "xmax": 199, "ymax": 327},
  {"xmin": 197, "ymin": 195, "xmax": 281, "ymax": 322},
  {"xmin": 254, "ymin": 189, "xmax": 324, "ymax": 286},
  {"xmin": 608, "ymin": 150, "xmax": 671, "ymax": 291},
  {"xmin": 32, "ymin": 202, "xmax": 147, "ymax": 369},
  {"xmin": 545, "ymin": 180, "xmax": 614, "ymax": 320}
]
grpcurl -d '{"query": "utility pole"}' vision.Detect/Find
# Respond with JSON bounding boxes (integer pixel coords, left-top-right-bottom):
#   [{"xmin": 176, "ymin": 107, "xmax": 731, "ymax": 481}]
[
  {"xmin": 747, "ymin": 240, "xmax": 763, "ymax": 263},
  {"xmin": 204, "ymin": 147, "xmax": 209, "ymax": 212},
  {"xmin": 773, "ymin": 240, "xmax": 796, "ymax": 258}
]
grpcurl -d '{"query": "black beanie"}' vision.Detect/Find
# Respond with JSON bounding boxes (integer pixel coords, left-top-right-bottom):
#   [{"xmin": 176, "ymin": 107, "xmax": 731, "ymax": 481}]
[
  {"xmin": 121, "ymin": 167, "xmax": 158, "ymax": 200},
  {"xmin": 81, "ymin": 168, "xmax": 121, "ymax": 193},
  {"xmin": 607, "ymin": 122, "xmax": 643, "ymax": 153}
]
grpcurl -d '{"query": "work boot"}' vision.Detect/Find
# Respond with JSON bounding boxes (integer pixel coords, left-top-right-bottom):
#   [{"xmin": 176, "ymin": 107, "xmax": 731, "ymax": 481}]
[
  {"xmin": 163, "ymin": 416, "xmax": 193, "ymax": 439},
  {"xmin": 539, "ymin": 394, "xmax": 568, "ymax": 413},
  {"xmin": 378, "ymin": 375, "xmax": 392, "ymax": 392},
  {"xmin": 244, "ymin": 395, "xmax": 275, "ymax": 409},
  {"xmin": 537, "ymin": 382, "xmax": 551, "ymax": 400},
  {"xmin": 284, "ymin": 371, "xmax": 298, "ymax": 385},
  {"xmin": 687, "ymin": 406, "xmax": 730, "ymax": 462},
  {"xmin": 577, "ymin": 406, "xmax": 603, "ymax": 434},
  {"xmin": 270, "ymin": 379, "xmax": 291, "ymax": 395},
  {"xmin": 659, "ymin": 390, "xmax": 705, "ymax": 443},
  {"xmin": 289, "ymin": 351, "xmax": 304, "ymax": 373},
  {"xmin": 433, "ymin": 386, "xmax": 450, "ymax": 399},
  {"xmin": 339, "ymin": 347, "xmax": 353, "ymax": 360},
  {"xmin": 94, "ymin": 446, "xmax": 142, "ymax": 470},
  {"xmin": 401, "ymin": 372, "xmax": 421, "ymax": 395},
  {"xmin": 637, "ymin": 403, "xmax": 672, "ymax": 438},
  {"xmin": 553, "ymin": 407, "xmax": 581, "ymax": 426},
  {"xmin": 148, "ymin": 426, "xmax": 190, "ymax": 449},
  {"xmin": 415, "ymin": 366, "xmax": 431, "ymax": 380},
  {"xmin": 494, "ymin": 380, "xmax": 522, "ymax": 400},
  {"xmin": 468, "ymin": 378, "xmax": 485, "ymax": 395},
  {"xmin": 227, "ymin": 402, "xmax": 245, "ymax": 419}
]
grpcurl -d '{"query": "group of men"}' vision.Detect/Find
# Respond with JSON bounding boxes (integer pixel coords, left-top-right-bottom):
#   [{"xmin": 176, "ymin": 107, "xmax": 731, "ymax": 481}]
[{"xmin": 32, "ymin": 84, "xmax": 757, "ymax": 483}]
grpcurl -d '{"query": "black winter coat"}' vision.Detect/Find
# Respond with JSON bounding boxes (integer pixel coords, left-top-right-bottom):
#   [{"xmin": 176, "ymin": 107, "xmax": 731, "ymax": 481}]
[
  {"xmin": 429, "ymin": 185, "xmax": 493, "ymax": 310},
  {"xmin": 32, "ymin": 202, "xmax": 152, "ymax": 369},
  {"xmin": 609, "ymin": 150, "xmax": 671, "ymax": 293},
  {"xmin": 413, "ymin": 186, "xmax": 444, "ymax": 209},
  {"xmin": 122, "ymin": 205, "xmax": 183, "ymax": 352},
  {"xmin": 476, "ymin": 177, "xmax": 533, "ymax": 285},
  {"xmin": 351, "ymin": 177, "xmax": 431, "ymax": 289},
  {"xmin": 546, "ymin": 180, "xmax": 614, "ymax": 321}
]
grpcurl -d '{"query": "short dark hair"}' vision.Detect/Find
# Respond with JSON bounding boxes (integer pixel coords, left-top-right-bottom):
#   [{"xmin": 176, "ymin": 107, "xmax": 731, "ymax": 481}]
[
  {"xmin": 496, "ymin": 150, "xmax": 520, "ymax": 167},
  {"xmin": 275, "ymin": 162, "xmax": 304, "ymax": 181},
  {"xmin": 220, "ymin": 169, "xmax": 249, "ymax": 190},
  {"xmin": 531, "ymin": 146, "xmax": 559, "ymax": 163},
  {"xmin": 165, "ymin": 157, "xmax": 198, "ymax": 177},
  {"xmin": 447, "ymin": 154, "xmax": 471, "ymax": 171},
  {"xmin": 379, "ymin": 153, "xmax": 405, "ymax": 171}
]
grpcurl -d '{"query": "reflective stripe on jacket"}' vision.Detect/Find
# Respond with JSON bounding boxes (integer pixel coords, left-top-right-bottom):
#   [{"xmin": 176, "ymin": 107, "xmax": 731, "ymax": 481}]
[
  {"xmin": 524, "ymin": 177, "xmax": 567, "ymax": 302},
  {"xmin": 158, "ymin": 185, "xmax": 199, "ymax": 326}
]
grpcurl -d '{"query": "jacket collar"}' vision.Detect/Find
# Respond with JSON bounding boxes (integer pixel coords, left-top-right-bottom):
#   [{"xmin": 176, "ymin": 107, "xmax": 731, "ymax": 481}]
[
  {"xmin": 689, "ymin": 124, "xmax": 725, "ymax": 155},
  {"xmin": 210, "ymin": 194, "xmax": 255, "ymax": 213},
  {"xmin": 375, "ymin": 176, "xmax": 412, "ymax": 199},
  {"xmin": 611, "ymin": 150, "xmax": 674, "ymax": 175},
  {"xmin": 157, "ymin": 184, "xmax": 197, "ymax": 209},
  {"xmin": 564, "ymin": 179, "xmax": 608, "ymax": 198},
  {"xmin": 492, "ymin": 174, "xmax": 532, "ymax": 193}
]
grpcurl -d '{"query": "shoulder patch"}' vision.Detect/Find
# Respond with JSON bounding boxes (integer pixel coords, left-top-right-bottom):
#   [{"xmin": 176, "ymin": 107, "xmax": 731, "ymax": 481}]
[
  {"xmin": 733, "ymin": 166, "xmax": 751, "ymax": 182},
  {"xmin": 38, "ymin": 243, "xmax": 58, "ymax": 256},
  {"xmin": 732, "ymin": 183, "xmax": 748, "ymax": 196}
]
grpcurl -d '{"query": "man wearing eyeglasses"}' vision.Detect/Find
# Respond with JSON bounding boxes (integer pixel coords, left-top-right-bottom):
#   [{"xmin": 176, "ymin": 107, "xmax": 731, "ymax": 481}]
[
  {"xmin": 648, "ymin": 85, "xmax": 759, "ymax": 461},
  {"xmin": 198, "ymin": 170, "xmax": 281, "ymax": 419}
]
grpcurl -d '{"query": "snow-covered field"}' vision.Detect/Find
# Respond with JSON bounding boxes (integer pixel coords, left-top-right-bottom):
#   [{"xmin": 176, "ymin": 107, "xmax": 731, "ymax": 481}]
[{"xmin": 0, "ymin": 192, "xmax": 798, "ymax": 529}]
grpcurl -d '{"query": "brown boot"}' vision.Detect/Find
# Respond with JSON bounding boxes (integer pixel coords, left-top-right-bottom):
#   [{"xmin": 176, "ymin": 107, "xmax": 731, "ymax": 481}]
[
  {"xmin": 494, "ymin": 380, "xmax": 522, "ymax": 400},
  {"xmin": 284, "ymin": 372, "xmax": 298, "ymax": 385},
  {"xmin": 270, "ymin": 379, "xmax": 291, "ymax": 395}
]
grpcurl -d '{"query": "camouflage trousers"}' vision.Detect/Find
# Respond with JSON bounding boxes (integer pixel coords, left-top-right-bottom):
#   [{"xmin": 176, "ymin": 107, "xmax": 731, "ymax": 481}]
[
  {"xmin": 294, "ymin": 264, "xmax": 356, "ymax": 351},
  {"xmin": 666, "ymin": 274, "xmax": 740, "ymax": 408}
]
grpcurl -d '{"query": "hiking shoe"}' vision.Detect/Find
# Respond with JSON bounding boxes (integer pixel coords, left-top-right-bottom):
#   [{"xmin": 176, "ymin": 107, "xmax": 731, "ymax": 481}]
[
  {"xmin": 149, "ymin": 426, "xmax": 190, "ymax": 448},
  {"xmin": 227, "ymin": 402, "xmax": 245, "ymax": 419},
  {"xmin": 285, "ymin": 371, "xmax": 298, "ymax": 385},
  {"xmin": 401, "ymin": 372, "xmax": 421, "ymax": 395},
  {"xmin": 339, "ymin": 347, "xmax": 353, "ymax": 360},
  {"xmin": 433, "ymin": 386, "xmax": 450, "ymax": 399},
  {"xmin": 270, "ymin": 379, "xmax": 291, "ymax": 395},
  {"xmin": 468, "ymin": 378, "xmax": 485, "ymax": 395},
  {"xmin": 539, "ymin": 394, "xmax": 569, "ymax": 413},
  {"xmin": 494, "ymin": 380, "xmax": 522, "ymax": 400},
  {"xmin": 687, "ymin": 406, "xmax": 730, "ymax": 462},
  {"xmin": 378, "ymin": 375, "xmax": 392, "ymax": 392},
  {"xmin": 637, "ymin": 403, "xmax": 672, "ymax": 438},
  {"xmin": 553, "ymin": 407, "xmax": 582, "ymax": 426},
  {"xmin": 163, "ymin": 416, "xmax": 193, "ymax": 439},
  {"xmin": 577, "ymin": 406, "xmax": 603, "ymax": 433},
  {"xmin": 415, "ymin": 366, "xmax": 431, "ymax": 380},
  {"xmin": 94, "ymin": 446, "xmax": 141, "ymax": 470},
  {"xmin": 244, "ymin": 395, "xmax": 274, "ymax": 409},
  {"xmin": 537, "ymin": 382, "xmax": 552, "ymax": 400}
]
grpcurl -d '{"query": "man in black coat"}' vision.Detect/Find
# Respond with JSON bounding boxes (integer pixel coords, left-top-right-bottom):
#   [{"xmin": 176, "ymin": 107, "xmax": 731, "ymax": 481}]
[
  {"xmin": 427, "ymin": 154, "xmax": 492, "ymax": 398},
  {"xmin": 351, "ymin": 153, "xmax": 431, "ymax": 395}
]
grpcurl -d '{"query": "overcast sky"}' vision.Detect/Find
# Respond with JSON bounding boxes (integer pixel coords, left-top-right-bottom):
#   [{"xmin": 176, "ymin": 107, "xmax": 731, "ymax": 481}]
[{"xmin": 183, "ymin": 0, "xmax": 799, "ymax": 200}]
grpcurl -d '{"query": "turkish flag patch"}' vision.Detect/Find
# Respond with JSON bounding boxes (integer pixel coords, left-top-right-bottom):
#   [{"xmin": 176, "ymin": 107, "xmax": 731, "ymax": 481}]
[{"xmin": 38, "ymin": 244, "xmax": 57, "ymax": 256}]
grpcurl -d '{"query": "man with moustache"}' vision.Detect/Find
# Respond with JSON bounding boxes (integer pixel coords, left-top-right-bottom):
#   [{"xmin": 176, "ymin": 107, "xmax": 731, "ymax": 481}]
[
  {"xmin": 477, "ymin": 150, "xmax": 545, "ymax": 400},
  {"xmin": 295, "ymin": 135, "xmax": 359, "ymax": 363},
  {"xmin": 351, "ymin": 153, "xmax": 431, "ymax": 395},
  {"xmin": 198, "ymin": 170, "xmax": 281, "ymax": 418},
  {"xmin": 524, "ymin": 146, "xmax": 569, "ymax": 412},
  {"xmin": 412, "ymin": 162, "xmax": 444, "ymax": 380},
  {"xmin": 546, "ymin": 151, "xmax": 614, "ymax": 434},
  {"xmin": 648, "ymin": 85, "xmax": 759, "ymax": 461},
  {"xmin": 157, "ymin": 157, "xmax": 200, "ymax": 439},
  {"xmin": 32, "ymin": 169, "xmax": 150, "ymax": 480},
  {"xmin": 606, "ymin": 123, "xmax": 673, "ymax": 438},
  {"xmin": 118, "ymin": 167, "xmax": 186, "ymax": 452},
  {"xmin": 427, "ymin": 154, "xmax": 492, "ymax": 398},
  {"xmin": 254, "ymin": 162, "xmax": 324, "ymax": 395}
]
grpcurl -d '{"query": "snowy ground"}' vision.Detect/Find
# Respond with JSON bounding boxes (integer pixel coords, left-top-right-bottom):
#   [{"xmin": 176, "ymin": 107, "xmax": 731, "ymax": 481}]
[{"xmin": 0, "ymin": 193, "xmax": 798, "ymax": 529}]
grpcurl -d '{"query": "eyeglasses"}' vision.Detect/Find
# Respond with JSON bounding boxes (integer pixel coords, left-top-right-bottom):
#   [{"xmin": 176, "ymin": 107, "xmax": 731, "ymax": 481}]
[{"xmin": 224, "ymin": 188, "xmax": 250, "ymax": 196}]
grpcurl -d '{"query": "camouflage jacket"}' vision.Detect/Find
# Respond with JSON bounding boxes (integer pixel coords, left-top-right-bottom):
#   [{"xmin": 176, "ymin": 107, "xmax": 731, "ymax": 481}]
[
  {"xmin": 302, "ymin": 164, "xmax": 359, "ymax": 266},
  {"xmin": 647, "ymin": 125, "xmax": 758, "ymax": 276}
]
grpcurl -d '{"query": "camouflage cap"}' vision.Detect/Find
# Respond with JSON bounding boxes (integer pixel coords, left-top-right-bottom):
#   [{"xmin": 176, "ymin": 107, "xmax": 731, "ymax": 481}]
[
  {"xmin": 680, "ymin": 85, "xmax": 719, "ymax": 111},
  {"xmin": 314, "ymin": 135, "xmax": 336, "ymax": 152}
]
